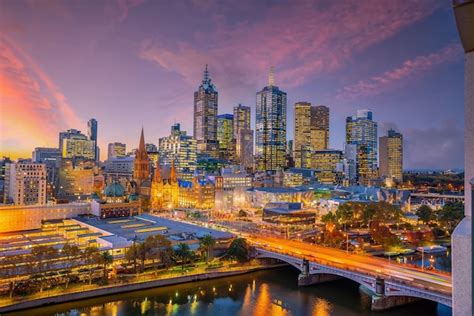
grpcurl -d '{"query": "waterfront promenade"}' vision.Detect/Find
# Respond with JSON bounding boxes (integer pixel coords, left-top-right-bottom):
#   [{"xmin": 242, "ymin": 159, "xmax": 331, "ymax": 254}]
[{"xmin": 0, "ymin": 262, "xmax": 281, "ymax": 313}]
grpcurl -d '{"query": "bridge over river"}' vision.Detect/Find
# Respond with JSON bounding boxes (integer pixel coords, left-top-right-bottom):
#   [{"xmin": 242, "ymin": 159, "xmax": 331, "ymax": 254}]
[{"xmin": 250, "ymin": 236, "xmax": 452, "ymax": 310}]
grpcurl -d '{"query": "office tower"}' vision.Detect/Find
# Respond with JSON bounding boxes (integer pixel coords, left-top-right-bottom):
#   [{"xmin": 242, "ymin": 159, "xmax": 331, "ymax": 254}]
[
  {"xmin": 194, "ymin": 64, "xmax": 219, "ymax": 157},
  {"xmin": 293, "ymin": 103, "xmax": 330, "ymax": 168},
  {"xmin": 379, "ymin": 129, "xmax": 403, "ymax": 184},
  {"xmin": 158, "ymin": 123, "xmax": 197, "ymax": 177},
  {"xmin": 133, "ymin": 128, "xmax": 150, "ymax": 186},
  {"xmin": 107, "ymin": 142, "xmax": 126, "ymax": 160},
  {"xmin": 32, "ymin": 147, "xmax": 61, "ymax": 163},
  {"xmin": 346, "ymin": 109, "xmax": 378, "ymax": 185},
  {"xmin": 311, "ymin": 105, "xmax": 329, "ymax": 150},
  {"xmin": 57, "ymin": 159, "xmax": 94, "ymax": 201},
  {"xmin": 4, "ymin": 162, "xmax": 47, "ymax": 205},
  {"xmin": 87, "ymin": 118, "xmax": 98, "ymax": 161},
  {"xmin": 256, "ymin": 68, "xmax": 287, "ymax": 171},
  {"xmin": 233, "ymin": 104, "xmax": 253, "ymax": 167},
  {"xmin": 32, "ymin": 147, "xmax": 61, "ymax": 193},
  {"xmin": 233, "ymin": 104, "xmax": 251, "ymax": 139},
  {"xmin": 237, "ymin": 129, "xmax": 254, "ymax": 171},
  {"xmin": 312, "ymin": 150, "xmax": 343, "ymax": 184},
  {"xmin": 343, "ymin": 143, "xmax": 358, "ymax": 185},
  {"xmin": 59, "ymin": 129, "xmax": 96, "ymax": 160},
  {"xmin": 293, "ymin": 102, "xmax": 312, "ymax": 168},
  {"xmin": 217, "ymin": 114, "xmax": 234, "ymax": 160}
]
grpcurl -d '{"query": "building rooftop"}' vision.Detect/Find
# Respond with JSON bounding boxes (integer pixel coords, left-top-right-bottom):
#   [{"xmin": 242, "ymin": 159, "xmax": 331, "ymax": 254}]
[{"xmin": 74, "ymin": 214, "xmax": 234, "ymax": 244}]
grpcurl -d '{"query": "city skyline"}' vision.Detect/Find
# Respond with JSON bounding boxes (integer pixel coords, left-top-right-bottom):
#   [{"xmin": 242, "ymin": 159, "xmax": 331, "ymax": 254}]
[{"xmin": 0, "ymin": 0, "xmax": 464, "ymax": 169}]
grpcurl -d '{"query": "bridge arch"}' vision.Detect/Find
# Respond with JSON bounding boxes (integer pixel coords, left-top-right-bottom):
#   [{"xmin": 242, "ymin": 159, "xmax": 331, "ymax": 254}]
[{"xmin": 254, "ymin": 248, "xmax": 452, "ymax": 307}]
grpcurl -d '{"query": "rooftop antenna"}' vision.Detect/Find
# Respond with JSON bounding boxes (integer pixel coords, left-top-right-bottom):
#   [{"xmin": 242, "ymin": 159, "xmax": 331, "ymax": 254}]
[{"xmin": 268, "ymin": 66, "xmax": 275, "ymax": 86}]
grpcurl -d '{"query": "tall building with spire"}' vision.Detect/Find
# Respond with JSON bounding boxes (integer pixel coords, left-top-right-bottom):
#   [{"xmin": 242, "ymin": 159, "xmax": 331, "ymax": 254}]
[
  {"xmin": 256, "ymin": 67, "xmax": 287, "ymax": 171},
  {"xmin": 133, "ymin": 128, "xmax": 150, "ymax": 187},
  {"xmin": 194, "ymin": 64, "xmax": 219, "ymax": 158}
]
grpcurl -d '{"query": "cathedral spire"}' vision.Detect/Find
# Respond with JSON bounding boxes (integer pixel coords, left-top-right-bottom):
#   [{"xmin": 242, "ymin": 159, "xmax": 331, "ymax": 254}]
[
  {"xmin": 139, "ymin": 127, "xmax": 146, "ymax": 153},
  {"xmin": 268, "ymin": 66, "xmax": 275, "ymax": 86}
]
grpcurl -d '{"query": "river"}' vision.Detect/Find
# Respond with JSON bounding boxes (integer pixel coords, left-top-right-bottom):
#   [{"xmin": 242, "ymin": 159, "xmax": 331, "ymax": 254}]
[{"xmin": 11, "ymin": 267, "xmax": 452, "ymax": 316}]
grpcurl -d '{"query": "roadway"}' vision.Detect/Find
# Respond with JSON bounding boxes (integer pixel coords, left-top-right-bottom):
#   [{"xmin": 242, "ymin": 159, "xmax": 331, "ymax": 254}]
[{"xmin": 248, "ymin": 235, "xmax": 452, "ymax": 296}]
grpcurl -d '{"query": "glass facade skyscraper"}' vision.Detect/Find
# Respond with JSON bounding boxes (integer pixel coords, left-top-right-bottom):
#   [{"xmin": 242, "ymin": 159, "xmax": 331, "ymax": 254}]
[
  {"xmin": 193, "ymin": 65, "xmax": 219, "ymax": 158},
  {"xmin": 346, "ymin": 109, "xmax": 377, "ymax": 185},
  {"xmin": 379, "ymin": 129, "xmax": 403, "ymax": 183},
  {"xmin": 256, "ymin": 69, "xmax": 287, "ymax": 171}
]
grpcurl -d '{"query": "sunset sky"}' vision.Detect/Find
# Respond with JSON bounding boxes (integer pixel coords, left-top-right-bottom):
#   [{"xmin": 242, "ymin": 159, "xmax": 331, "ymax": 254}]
[{"xmin": 0, "ymin": 0, "xmax": 464, "ymax": 169}]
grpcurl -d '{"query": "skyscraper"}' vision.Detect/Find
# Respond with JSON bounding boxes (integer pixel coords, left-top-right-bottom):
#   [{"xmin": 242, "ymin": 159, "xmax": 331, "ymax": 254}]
[
  {"xmin": 158, "ymin": 123, "xmax": 197, "ymax": 178},
  {"xmin": 233, "ymin": 104, "xmax": 253, "ymax": 168},
  {"xmin": 87, "ymin": 118, "xmax": 98, "ymax": 161},
  {"xmin": 379, "ymin": 129, "xmax": 403, "ymax": 184},
  {"xmin": 233, "ymin": 104, "xmax": 251, "ymax": 139},
  {"xmin": 194, "ymin": 65, "xmax": 219, "ymax": 158},
  {"xmin": 59, "ymin": 129, "xmax": 96, "ymax": 160},
  {"xmin": 311, "ymin": 105, "xmax": 329, "ymax": 150},
  {"xmin": 237, "ymin": 129, "xmax": 254, "ymax": 171},
  {"xmin": 346, "ymin": 109, "xmax": 378, "ymax": 185},
  {"xmin": 293, "ymin": 102, "xmax": 312, "ymax": 168},
  {"xmin": 256, "ymin": 68, "xmax": 287, "ymax": 171},
  {"xmin": 293, "ymin": 103, "xmax": 330, "ymax": 168},
  {"xmin": 217, "ymin": 114, "xmax": 234, "ymax": 159},
  {"xmin": 133, "ymin": 128, "xmax": 150, "ymax": 187}
]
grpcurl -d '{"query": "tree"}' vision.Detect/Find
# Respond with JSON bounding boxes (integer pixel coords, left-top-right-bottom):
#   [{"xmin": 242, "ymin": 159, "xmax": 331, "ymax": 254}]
[
  {"xmin": 30, "ymin": 245, "xmax": 59, "ymax": 292},
  {"xmin": 369, "ymin": 221, "xmax": 400, "ymax": 251},
  {"xmin": 199, "ymin": 234, "xmax": 216, "ymax": 264},
  {"xmin": 83, "ymin": 246, "xmax": 100, "ymax": 285},
  {"xmin": 174, "ymin": 243, "xmax": 192, "ymax": 270},
  {"xmin": 125, "ymin": 243, "xmax": 140, "ymax": 274},
  {"xmin": 138, "ymin": 242, "xmax": 152, "ymax": 272},
  {"xmin": 97, "ymin": 251, "xmax": 114, "ymax": 280},
  {"xmin": 62, "ymin": 243, "xmax": 81, "ymax": 288},
  {"xmin": 145, "ymin": 235, "xmax": 173, "ymax": 274},
  {"xmin": 437, "ymin": 201, "xmax": 464, "ymax": 232},
  {"xmin": 416, "ymin": 205, "xmax": 434, "ymax": 225},
  {"xmin": 227, "ymin": 238, "xmax": 250, "ymax": 263}
]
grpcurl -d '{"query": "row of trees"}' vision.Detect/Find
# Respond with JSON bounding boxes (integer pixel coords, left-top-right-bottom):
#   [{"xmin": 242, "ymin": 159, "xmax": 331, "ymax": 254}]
[
  {"xmin": 2, "ymin": 234, "xmax": 252, "ymax": 298},
  {"xmin": 124, "ymin": 234, "xmax": 251, "ymax": 273},
  {"xmin": 321, "ymin": 201, "xmax": 402, "ymax": 229},
  {"xmin": 415, "ymin": 201, "xmax": 464, "ymax": 231},
  {"xmin": 2, "ymin": 244, "xmax": 113, "ymax": 297}
]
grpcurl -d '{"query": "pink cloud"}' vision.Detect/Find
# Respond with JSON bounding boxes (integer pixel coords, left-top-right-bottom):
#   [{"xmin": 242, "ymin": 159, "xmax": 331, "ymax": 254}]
[
  {"xmin": 0, "ymin": 34, "xmax": 82, "ymax": 158},
  {"xmin": 336, "ymin": 43, "xmax": 462, "ymax": 101},
  {"xmin": 139, "ymin": 0, "xmax": 442, "ymax": 94}
]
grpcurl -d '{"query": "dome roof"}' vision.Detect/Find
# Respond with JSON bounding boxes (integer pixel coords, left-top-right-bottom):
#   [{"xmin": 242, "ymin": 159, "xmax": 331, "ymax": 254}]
[
  {"xmin": 128, "ymin": 193, "xmax": 139, "ymax": 201},
  {"xmin": 104, "ymin": 182, "xmax": 125, "ymax": 197}
]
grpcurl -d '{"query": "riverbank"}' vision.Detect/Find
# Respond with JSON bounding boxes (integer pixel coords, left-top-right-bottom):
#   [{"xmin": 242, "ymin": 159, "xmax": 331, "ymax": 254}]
[{"xmin": 0, "ymin": 263, "xmax": 284, "ymax": 314}]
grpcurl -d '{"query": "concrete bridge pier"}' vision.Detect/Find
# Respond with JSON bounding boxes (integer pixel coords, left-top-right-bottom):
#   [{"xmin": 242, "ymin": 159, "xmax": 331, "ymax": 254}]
[
  {"xmin": 359, "ymin": 279, "xmax": 420, "ymax": 311},
  {"xmin": 297, "ymin": 258, "xmax": 341, "ymax": 286},
  {"xmin": 298, "ymin": 273, "xmax": 341, "ymax": 286}
]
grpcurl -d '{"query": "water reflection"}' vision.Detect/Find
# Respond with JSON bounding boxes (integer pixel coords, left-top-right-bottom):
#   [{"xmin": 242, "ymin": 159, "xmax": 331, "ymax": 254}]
[{"xmin": 11, "ymin": 267, "xmax": 451, "ymax": 316}]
